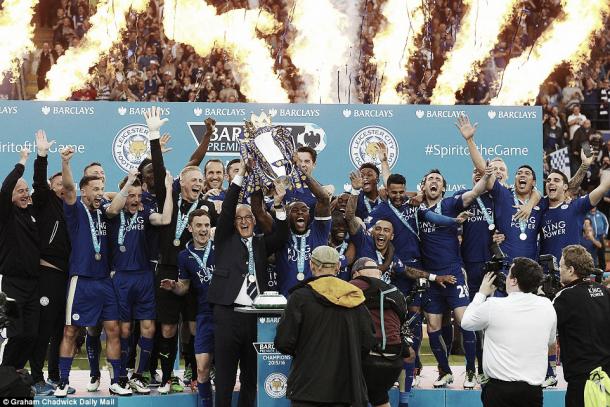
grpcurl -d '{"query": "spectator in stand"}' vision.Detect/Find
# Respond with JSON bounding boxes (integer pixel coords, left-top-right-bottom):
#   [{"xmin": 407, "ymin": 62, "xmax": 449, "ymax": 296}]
[
  {"xmin": 109, "ymin": 81, "xmax": 137, "ymax": 101},
  {"xmin": 95, "ymin": 75, "xmax": 111, "ymax": 101},
  {"xmin": 581, "ymin": 78, "xmax": 600, "ymax": 123},
  {"xmin": 55, "ymin": 17, "xmax": 75, "ymax": 49},
  {"xmin": 580, "ymin": 219, "xmax": 602, "ymax": 267},
  {"xmin": 586, "ymin": 207, "xmax": 608, "ymax": 269},
  {"xmin": 35, "ymin": 42, "xmax": 55, "ymax": 91},
  {"xmin": 562, "ymin": 77, "xmax": 584, "ymax": 112},
  {"xmin": 543, "ymin": 116, "xmax": 564, "ymax": 153},
  {"xmin": 570, "ymin": 119, "xmax": 594, "ymax": 175},
  {"xmin": 567, "ymin": 105, "xmax": 587, "ymax": 142},
  {"xmin": 138, "ymin": 46, "xmax": 159, "ymax": 70},
  {"xmin": 598, "ymin": 78, "xmax": 610, "ymax": 130},
  {"xmin": 72, "ymin": 4, "xmax": 87, "ymax": 39}
]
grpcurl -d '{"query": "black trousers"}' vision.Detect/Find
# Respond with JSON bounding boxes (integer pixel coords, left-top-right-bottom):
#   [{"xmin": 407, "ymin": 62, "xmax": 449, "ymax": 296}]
[
  {"xmin": 482, "ymin": 378, "xmax": 542, "ymax": 407},
  {"xmin": 0, "ymin": 275, "xmax": 40, "ymax": 369},
  {"xmin": 565, "ymin": 364, "xmax": 610, "ymax": 407},
  {"xmin": 565, "ymin": 378, "xmax": 587, "ymax": 407},
  {"xmin": 29, "ymin": 266, "xmax": 67, "ymax": 383},
  {"xmin": 213, "ymin": 305, "xmax": 257, "ymax": 407}
]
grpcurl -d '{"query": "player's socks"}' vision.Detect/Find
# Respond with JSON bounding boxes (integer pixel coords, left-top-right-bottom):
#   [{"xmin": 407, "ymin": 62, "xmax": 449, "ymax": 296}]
[
  {"xmin": 462, "ymin": 328, "xmax": 476, "ymax": 372},
  {"xmin": 120, "ymin": 337, "xmax": 130, "ymax": 378},
  {"xmin": 59, "ymin": 356, "xmax": 73, "ymax": 383},
  {"xmin": 135, "ymin": 336, "xmax": 154, "ymax": 375},
  {"xmin": 401, "ymin": 359, "xmax": 415, "ymax": 405},
  {"xmin": 108, "ymin": 359, "xmax": 122, "ymax": 385},
  {"xmin": 475, "ymin": 331, "xmax": 484, "ymax": 372},
  {"xmin": 158, "ymin": 336, "xmax": 175, "ymax": 383},
  {"xmin": 85, "ymin": 333, "xmax": 101, "ymax": 378},
  {"xmin": 198, "ymin": 381, "xmax": 213, "ymax": 406},
  {"xmin": 441, "ymin": 323, "xmax": 454, "ymax": 357},
  {"xmin": 429, "ymin": 330, "xmax": 451, "ymax": 373},
  {"xmin": 547, "ymin": 354, "xmax": 557, "ymax": 377}
]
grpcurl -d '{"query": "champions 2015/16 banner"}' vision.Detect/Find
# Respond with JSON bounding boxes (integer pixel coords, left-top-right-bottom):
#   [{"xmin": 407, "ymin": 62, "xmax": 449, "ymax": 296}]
[{"xmin": 0, "ymin": 102, "xmax": 541, "ymax": 192}]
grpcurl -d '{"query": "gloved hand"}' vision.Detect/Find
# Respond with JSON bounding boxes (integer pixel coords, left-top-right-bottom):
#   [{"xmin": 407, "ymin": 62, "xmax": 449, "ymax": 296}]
[{"xmin": 143, "ymin": 106, "xmax": 168, "ymax": 140}]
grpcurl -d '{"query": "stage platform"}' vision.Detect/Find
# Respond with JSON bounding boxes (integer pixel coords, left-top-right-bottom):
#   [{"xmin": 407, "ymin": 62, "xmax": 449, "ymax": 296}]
[{"xmin": 34, "ymin": 367, "xmax": 568, "ymax": 406}]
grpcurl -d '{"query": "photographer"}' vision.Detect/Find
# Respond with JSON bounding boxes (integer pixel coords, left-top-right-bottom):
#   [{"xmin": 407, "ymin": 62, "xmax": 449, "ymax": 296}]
[
  {"xmin": 554, "ymin": 245, "xmax": 610, "ymax": 407},
  {"xmin": 461, "ymin": 258, "xmax": 557, "ymax": 407},
  {"xmin": 350, "ymin": 257, "xmax": 412, "ymax": 407}
]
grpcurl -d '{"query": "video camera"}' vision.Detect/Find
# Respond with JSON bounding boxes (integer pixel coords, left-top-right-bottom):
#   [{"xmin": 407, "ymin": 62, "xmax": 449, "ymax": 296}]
[
  {"xmin": 483, "ymin": 243, "xmax": 509, "ymax": 293},
  {"xmin": 538, "ymin": 254, "xmax": 562, "ymax": 300},
  {"xmin": 406, "ymin": 277, "xmax": 429, "ymax": 304}
]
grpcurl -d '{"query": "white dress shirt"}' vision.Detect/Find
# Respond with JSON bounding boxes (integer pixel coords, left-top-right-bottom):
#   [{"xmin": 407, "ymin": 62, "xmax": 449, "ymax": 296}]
[
  {"xmin": 231, "ymin": 176, "xmax": 286, "ymax": 306},
  {"xmin": 461, "ymin": 292, "xmax": 557, "ymax": 385}
]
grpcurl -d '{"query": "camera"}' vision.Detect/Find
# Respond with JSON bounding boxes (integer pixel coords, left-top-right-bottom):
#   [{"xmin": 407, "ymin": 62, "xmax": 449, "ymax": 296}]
[
  {"xmin": 406, "ymin": 277, "xmax": 429, "ymax": 304},
  {"xmin": 484, "ymin": 243, "xmax": 509, "ymax": 292},
  {"xmin": 592, "ymin": 268, "xmax": 604, "ymax": 283},
  {"xmin": 538, "ymin": 254, "xmax": 562, "ymax": 300}
]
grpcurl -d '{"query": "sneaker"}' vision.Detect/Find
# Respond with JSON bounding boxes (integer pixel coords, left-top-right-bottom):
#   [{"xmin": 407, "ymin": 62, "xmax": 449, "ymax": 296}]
[
  {"xmin": 412, "ymin": 367, "xmax": 422, "ymax": 388},
  {"xmin": 182, "ymin": 366, "xmax": 192, "ymax": 385},
  {"xmin": 87, "ymin": 376, "xmax": 100, "ymax": 392},
  {"xmin": 35, "ymin": 381, "xmax": 55, "ymax": 396},
  {"xmin": 109, "ymin": 380, "xmax": 133, "ymax": 396},
  {"xmin": 148, "ymin": 371, "xmax": 162, "ymax": 387},
  {"xmin": 158, "ymin": 380, "xmax": 171, "ymax": 395},
  {"xmin": 463, "ymin": 370, "xmax": 476, "ymax": 389},
  {"xmin": 54, "ymin": 382, "xmax": 69, "ymax": 398},
  {"xmin": 129, "ymin": 377, "xmax": 151, "ymax": 394},
  {"xmin": 433, "ymin": 371, "xmax": 454, "ymax": 388},
  {"xmin": 170, "ymin": 376, "xmax": 184, "ymax": 392},
  {"xmin": 477, "ymin": 372, "xmax": 489, "ymax": 385},
  {"xmin": 47, "ymin": 379, "xmax": 76, "ymax": 394},
  {"xmin": 542, "ymin": 375, "xmax": 558, "ymax": 388}
]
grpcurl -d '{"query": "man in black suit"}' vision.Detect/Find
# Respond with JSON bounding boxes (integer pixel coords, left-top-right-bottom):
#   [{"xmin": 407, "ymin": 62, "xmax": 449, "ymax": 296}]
[{"xmin": 207, "ymin": 160, "xmax": 288, "ymax": 406}]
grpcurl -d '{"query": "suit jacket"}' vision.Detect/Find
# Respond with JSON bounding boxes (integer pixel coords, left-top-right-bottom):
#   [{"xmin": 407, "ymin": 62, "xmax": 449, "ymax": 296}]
[{"xmin": 207, "ymin": 182, "xmax": 288, "ymax": 306}]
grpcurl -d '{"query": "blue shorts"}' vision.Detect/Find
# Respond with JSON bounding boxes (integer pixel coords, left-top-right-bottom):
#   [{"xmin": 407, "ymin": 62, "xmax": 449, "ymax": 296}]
[
  {"xmin": 112, "ymin": 270, "xmax": 156, "ymax": 321},
  {"xmin": 464, "ymin": 261, "xmax": 486, "ymax": 301},
  {"xmin": 65, "ymin": 276, "xmax": 119, "ymax": 326},
  {"xmin": 423, "ymin": 265, "xmax": 469, "ymax": 314},
  {"xmin": 194, "ymin": 313, "xmax": 214, "ymax": 354}
]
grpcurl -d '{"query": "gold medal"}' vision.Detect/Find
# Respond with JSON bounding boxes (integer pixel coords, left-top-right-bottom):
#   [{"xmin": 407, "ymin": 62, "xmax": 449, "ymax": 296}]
[
  {"xmin": 95, "ymin": 253, "xmax": 101, "ymax": 261},
  {"xmin": 173, "ymin": 239, "xmax": 181, "ymax": 247}
]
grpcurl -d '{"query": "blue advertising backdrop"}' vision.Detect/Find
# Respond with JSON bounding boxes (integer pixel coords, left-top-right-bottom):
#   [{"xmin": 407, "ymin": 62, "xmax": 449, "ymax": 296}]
[{"xmin": 0, "ymin": 102, "xmax": 542, "ymax": 191}]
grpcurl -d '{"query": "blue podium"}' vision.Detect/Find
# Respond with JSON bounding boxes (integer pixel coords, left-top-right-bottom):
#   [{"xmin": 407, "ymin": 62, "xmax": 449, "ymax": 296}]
[{"xmin": 236, "ymin": 307, "xmax": 292, "ymax": 406}]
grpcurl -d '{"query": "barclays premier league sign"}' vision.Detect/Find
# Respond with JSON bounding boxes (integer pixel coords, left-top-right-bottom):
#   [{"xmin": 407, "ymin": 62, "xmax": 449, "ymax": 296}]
[{"xmin": 0, "ymin": 102, "xmax": 541, "ymax": 192}]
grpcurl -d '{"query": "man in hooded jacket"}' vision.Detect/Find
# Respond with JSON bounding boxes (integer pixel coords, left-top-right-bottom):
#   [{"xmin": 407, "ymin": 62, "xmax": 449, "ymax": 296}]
[{"xmin": 275, "ymin": 246, "xmax": 376, "ymax": 407}]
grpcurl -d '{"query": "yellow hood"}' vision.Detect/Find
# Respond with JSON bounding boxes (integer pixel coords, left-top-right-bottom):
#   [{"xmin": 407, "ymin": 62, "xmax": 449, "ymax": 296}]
[{"xmin": 308, "ymin": 276, "xmax": 365, "ymax": 308}]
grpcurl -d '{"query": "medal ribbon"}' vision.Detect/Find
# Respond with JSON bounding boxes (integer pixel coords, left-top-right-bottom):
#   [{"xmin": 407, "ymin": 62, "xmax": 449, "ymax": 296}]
[
  {"xmin": 187, "ymin": 240, "xmax": 212, "ymax": 282},
  {"xmin": 291, "ymin": 229, "xmax": 311, "ymax": 275},
  {"xmin": 363, "ymin": 194, "xmax": 381, "ymax": 216},
  {"xmin": 476, "ymin": 197, "xmax": 494, "ymax": 228},
  {"xmin": 512, "ymin": 191, "xmax": 528, "ymax": 237},
  {"xmin": 82, "ymin": 200, "xmax": 101, "ymax": 258},
  {"xmin": 388, "ymin": 202, "xmax": 419, "ymax": 240},
  {"xmin": 118, "ymin": 210, "xmax": 139, "ymax": 248},
  {"xmin": 175, "ymin": 196, "xmax": 198, "ymax": 243}
]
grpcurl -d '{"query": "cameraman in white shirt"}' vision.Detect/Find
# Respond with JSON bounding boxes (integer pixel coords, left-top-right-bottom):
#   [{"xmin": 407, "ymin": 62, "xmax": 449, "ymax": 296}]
[{"xmin": 462, "ymin": 257, "xmax": 557, "ymax": 407}]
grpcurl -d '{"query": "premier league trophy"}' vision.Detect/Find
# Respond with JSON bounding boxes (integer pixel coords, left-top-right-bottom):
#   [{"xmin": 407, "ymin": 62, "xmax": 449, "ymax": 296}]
[{"xmin": 239, "ymin": 111, "xmax": 305, "ymax": 201}]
